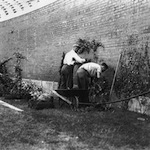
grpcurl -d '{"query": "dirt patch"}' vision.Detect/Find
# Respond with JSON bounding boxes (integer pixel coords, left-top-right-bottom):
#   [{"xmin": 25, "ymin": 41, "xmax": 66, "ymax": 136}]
[{"xmin": 0, "ymin": 99, "xmax": 150, "ymax": 150}]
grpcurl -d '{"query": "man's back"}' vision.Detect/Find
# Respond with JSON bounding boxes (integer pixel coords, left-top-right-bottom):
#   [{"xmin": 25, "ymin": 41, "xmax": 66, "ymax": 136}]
[{"xmin": 79, "ymin": 62, "xmax": 102, "ymax": 77}]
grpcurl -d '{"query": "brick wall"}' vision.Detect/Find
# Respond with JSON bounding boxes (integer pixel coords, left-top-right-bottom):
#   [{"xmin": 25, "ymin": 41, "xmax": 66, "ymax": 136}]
[{"xmin": 0, "ymin": 0, "xmax": 150, "ymax": 82}]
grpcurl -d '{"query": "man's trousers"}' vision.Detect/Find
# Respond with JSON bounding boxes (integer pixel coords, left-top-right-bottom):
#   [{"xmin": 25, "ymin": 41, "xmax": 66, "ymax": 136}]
[
  {"xmin": 76, "ymin": 68, "xmax": 90, "ymax": 89},
  {"xmin": 60, "ymin": 64, "xmax": 74, "ymax": 89}
]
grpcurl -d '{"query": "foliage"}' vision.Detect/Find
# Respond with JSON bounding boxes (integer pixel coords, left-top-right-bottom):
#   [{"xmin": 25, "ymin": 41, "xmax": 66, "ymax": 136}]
[
  {"xmin": 89, "ymin": 76, "xmax": 110, "ymax": 104},
  {"xmin": 13, "ymin": 52, "xmax": 26, "ymax": 80},
  {"xmin": 5, "ymin": 52, "xmax": 27, "ymax": 97},
  {"xmin": 0, "ymin": 57, "xmax": 14, "ymax": 95},
  {"xmin": 0, "ymin": 52, "xmax": 29, "ymax": 98},
  {"xmin": 0, "ymin": 52, "xmax": 49, "ymax": 102},
  {"xmin": 76, "ymin": 38, "xmax": 104, "ymax": 54},
  {"xmin": 20, "ymin": 80, "xmax": 43, "ymax": 100},
  {"xmin": 0, "ymin": 57, "xmax": 12, "ymax": 75},
  {"xmin": 114, "ymin": 42, "xmax": 150, "ymax": 108}
]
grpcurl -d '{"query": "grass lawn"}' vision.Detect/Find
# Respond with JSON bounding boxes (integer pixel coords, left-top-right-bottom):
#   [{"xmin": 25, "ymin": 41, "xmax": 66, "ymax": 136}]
[{"xmin": 0, "ymin": 98, "xmax": 150, "ymax": 150}]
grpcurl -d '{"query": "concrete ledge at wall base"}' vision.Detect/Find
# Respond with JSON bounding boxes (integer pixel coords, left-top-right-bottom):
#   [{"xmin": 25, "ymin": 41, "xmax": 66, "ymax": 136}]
[{"xmin": 22, "ymin": 78, "xmax": 58, "ymax": 94}]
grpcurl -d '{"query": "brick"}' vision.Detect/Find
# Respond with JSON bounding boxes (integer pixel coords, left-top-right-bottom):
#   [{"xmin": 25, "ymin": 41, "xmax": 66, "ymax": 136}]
[{"xmin": 0, "ymin": 0, "xmax": 150, "ymax": 82}]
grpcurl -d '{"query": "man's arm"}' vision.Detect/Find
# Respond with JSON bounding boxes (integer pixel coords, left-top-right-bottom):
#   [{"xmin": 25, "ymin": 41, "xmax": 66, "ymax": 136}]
[
  {"xmin": 97, "ymin": 66, "xmax": 102, "ymax": 78},
  {"xmin": 97, "ymin": 71, "xmax": 100, "ymax": 78},
  {"xmin": 73, "ymin": 53, "xmax": 85, "ymax": 63}
]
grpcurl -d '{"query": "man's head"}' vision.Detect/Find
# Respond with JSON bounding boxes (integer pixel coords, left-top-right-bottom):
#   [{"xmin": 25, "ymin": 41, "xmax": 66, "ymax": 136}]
[
  {"xmin": 73, "ymin": 44, "xmax": 80, "ymax": 53},
  {"xmin": 101, "ymin": 63, "xmax": 108, "ymax": 72}
]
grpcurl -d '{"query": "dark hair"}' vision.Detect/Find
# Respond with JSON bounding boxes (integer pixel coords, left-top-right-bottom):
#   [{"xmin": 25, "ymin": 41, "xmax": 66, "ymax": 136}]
[{"xmin": 101, "ymin": 62, "xmax": 108, "ymax": 70}]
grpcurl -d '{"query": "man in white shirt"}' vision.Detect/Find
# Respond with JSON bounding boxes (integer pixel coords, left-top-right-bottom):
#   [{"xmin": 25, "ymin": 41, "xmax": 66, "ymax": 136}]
[
  {"xmin": 60, "ymin": 44, "xmax": 86, "ymax": 89},
  {"xmin": 76, "ymin": 62, "xmax": 108, "ymax": 89}
]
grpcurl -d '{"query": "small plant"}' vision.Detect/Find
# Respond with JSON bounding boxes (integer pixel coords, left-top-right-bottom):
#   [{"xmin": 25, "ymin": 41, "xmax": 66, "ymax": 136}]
[
  {"xmin": 20, "ymin": 80, "xmax": 43, "ymax": 100},
  {"xmin": 76, "ymin": 38, "xmax": 91, "ymax": 54},
  {"xmin": 89, "ymin": 76, "xmax": 110, "ymax": 104},
  {"xmin": 75, "ymin": 38, "xmax": 104, "ymax": 54},
  {"xmin": 9, "ymin": 52, "xmax": 27, "ymax": 98},
  {"xmin": 90, "ymin": 39, "xmax": 104, "ymax": 52}
]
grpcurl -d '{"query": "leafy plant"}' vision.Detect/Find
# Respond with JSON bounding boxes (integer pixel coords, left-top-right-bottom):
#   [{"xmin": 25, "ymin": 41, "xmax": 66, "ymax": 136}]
[
  {"xmin": 114, "ymin": 41, "xmax": 150, "ymax": 108},
  {"xmin": 0, "ymin": 57, "xmax": 13, "ymax": 95},
  {"xmin": 0, "ymin": 52, "xmax": 28, "ymax": 98},
  {"xmin": 75, "ymin": 38, "xmax": 104, "ymax": 54},
  {"xmin": 89, "ymin": 76, "xmax": 110, "ymax": 104},
  {"xmin": 20, "ymin": 80, "xmax": 43, "ymax": 100},
  {"xmin": 9, "ymin": 52, "xmax": 27, "ymax": 97}
]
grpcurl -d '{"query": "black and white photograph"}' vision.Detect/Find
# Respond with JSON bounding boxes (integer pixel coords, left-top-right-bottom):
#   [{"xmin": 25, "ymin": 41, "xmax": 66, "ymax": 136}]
[{"xmin": 0, "ymin": 0, "xmax": 150, "ymax": 149}]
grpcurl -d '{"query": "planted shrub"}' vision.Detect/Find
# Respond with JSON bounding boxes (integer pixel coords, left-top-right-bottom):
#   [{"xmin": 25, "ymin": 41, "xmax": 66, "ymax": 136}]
[{"xmin": 114, "ymin": 41, "xmax": 150, "ymax": 109}]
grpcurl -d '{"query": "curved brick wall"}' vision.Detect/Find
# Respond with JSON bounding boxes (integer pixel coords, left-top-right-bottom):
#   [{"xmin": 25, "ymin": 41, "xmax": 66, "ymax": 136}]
[{"xmin": 0, "ymin": 0, "xmax": 150, "ymax": 82}]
